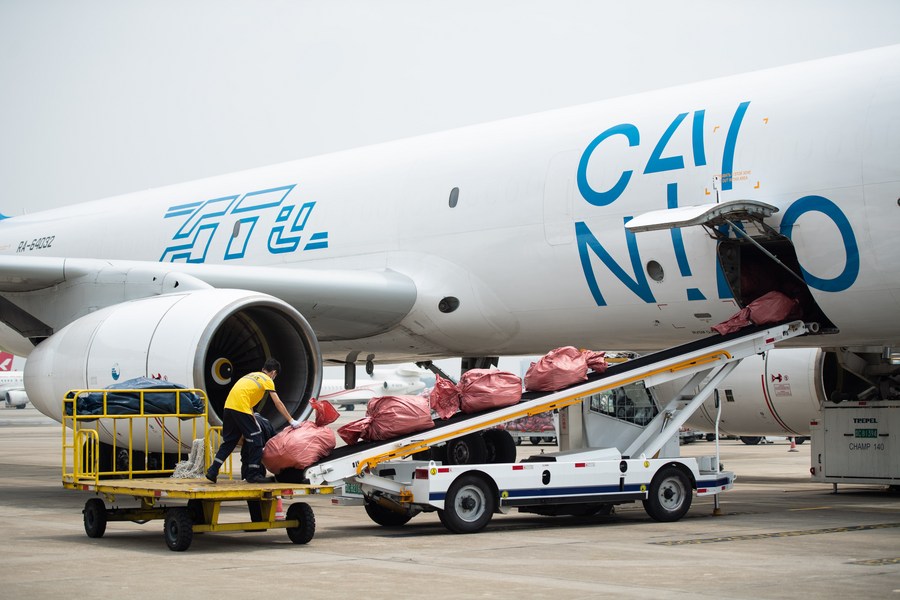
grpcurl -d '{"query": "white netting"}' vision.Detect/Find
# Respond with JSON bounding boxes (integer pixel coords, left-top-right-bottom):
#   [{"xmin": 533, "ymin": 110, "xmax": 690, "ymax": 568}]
[{"xmin": 171, "ymin": 438, "xmax": 206, "ymax": 479}]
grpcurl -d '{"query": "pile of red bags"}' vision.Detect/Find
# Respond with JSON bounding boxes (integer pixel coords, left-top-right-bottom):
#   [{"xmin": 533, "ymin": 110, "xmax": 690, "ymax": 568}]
[
  {"xmin": 711, "ymin": 291, "xmax": 802, "ymax": 335},
  {"xmin": 338, "ymin": 395, "xmax": 434, "ymax": 445},
  {"xmin": 262, "ymin": 399, "xmax": 339, "ymax": 474},
  {"xmin": 524, "ymin": 346, "xmax": 609, "ymax": 392}
]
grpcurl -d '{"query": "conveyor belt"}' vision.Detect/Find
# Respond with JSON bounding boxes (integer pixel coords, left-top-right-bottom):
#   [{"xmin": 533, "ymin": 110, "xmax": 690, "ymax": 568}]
[{"xmin": 303, "ymin": 321, "xmax": 807, "ymax": 485}]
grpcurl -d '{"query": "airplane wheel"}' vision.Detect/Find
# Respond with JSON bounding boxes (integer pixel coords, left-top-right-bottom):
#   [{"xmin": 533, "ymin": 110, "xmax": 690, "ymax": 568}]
[
  {"xmin": 794, "ymin": 437, "xmax": 807, "ymax": 445},
  {"xmin": 83, "ymin": 498, "xmax": 107, "ymax": 538},
  {"xmin": 286, "ymin": 502, "xmax": 316, "ymax": 544},
  {"xmin": 364, "ymin": 499, "xmax": 413, "ymax": 527},
  {"xmin": 740, "ymin": 436, "xmax": 763, "ymax": 445},
  {"xmin": 643, "ymin": 466, "xmax": 692, "ymax": 522},
  {"xmin": 163, "ymin": 507, "xmax": 193, "ymax": 551},
  {"xmin": 440, "ymin": 474, "xmax": 495, "ymax": 534}
]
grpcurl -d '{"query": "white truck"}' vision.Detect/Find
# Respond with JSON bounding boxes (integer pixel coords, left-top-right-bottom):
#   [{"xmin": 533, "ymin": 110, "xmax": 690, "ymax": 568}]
[{"xmin": 305, "ymin": 321, "xmax": 808, "ymax": 533}]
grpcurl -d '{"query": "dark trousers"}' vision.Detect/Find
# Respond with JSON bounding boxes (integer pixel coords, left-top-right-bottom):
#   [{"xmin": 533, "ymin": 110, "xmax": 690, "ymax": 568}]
[{"xmin": 210, "ymin": 409, "xmax": 264, "ymax": 479}]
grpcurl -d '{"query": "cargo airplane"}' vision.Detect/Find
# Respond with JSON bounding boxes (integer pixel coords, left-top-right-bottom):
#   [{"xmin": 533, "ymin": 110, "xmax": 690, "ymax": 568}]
[{"xmin": 1, "ymin": 45, "xmax": 898, "ymax": 445}]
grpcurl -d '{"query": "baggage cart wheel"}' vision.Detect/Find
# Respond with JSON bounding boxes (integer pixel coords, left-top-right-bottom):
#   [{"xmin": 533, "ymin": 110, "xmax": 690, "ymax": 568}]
[
  {"xmin": 163, "ymin": 507, "xmax": 194, "ymax": 551},
  {"xmin": 83, "ymin": 498, "xmax": 107, "ymax": 538},
  {"xmin": 643, "ymin": 465, "xmax": 692, "ymax": 522},
  {"xmin": 439, "ymin": 474, "xmax": 495, "ymax": 534},
  {"xmin": 286, "ymin": 502, "xmax": 315, "ymax": 544},
  {"xmin": 529, "ymin": 436, "xmax": 541, "ymax": 446}
]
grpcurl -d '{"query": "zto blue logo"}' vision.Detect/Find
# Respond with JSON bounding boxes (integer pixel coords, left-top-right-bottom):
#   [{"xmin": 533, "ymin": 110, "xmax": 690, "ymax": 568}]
[
  {"xmin": 111, "ymin": 364, "xmax": 120, "ymax": 381},
  {"xmin": 160, "ymin": 184, "xmax": 329, "ymax": 263}
]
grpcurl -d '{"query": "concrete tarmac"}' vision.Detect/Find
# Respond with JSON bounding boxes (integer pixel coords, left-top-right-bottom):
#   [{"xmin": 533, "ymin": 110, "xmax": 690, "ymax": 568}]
[{"xmin": 0, "ymin": 404, "xmax": 898, "ymax": 599}]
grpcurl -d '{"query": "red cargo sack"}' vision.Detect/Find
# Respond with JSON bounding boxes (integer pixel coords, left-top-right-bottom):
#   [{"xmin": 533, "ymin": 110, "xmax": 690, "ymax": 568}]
[
  {"xmin": 524, "ymin": 346, "xmax": 589, "ymax": 392},
  {"xmin": 337, "ymin": 417, "xmax": 371, "ymax": 446},
  {"xmin": 338, "ymin": 395, "xmax": 434, "ymax": 444},
  {"xmin": 712, "ymin": 291, "xmax": 802, "ymax": 335},
  {"xmin": 582, "ymin": 350, "xmax": 608, "ymax": 374},
  {"xmin": 429, "ymin": 375, "xmax": 461, "ymax": 420},
  {"xmin": 262, "ymin": 421, "xmax": 336, "ymax": 474},
  {"xmin": 458, "ymin": 369, "xmax": 522, "ymax": 413}
]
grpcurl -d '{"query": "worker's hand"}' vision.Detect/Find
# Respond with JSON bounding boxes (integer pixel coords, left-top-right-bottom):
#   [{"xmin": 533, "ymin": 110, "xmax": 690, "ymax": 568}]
[{"xmin": 290, "ymin": 419, "xmax": 301, "ymax": 429}]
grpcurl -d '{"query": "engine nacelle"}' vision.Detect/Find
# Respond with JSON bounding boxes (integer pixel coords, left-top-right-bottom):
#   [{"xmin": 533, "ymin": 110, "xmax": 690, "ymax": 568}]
[
  {"xmin": 681, "ymin": 348, "xmax": 826, "ymax": 436},
  {"xmin": 4, "ymin": 389, "xmax": 28, "ymax": 408},
  {"xmin": 24, "ymin": 289, "xmax": 322, "ymax": 450}
]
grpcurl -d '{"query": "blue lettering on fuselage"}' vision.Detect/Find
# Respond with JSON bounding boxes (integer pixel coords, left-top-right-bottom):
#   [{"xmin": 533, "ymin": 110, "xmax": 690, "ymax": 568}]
[
  {"xmin": 575, "ymin": 101, "xmax": 859, "ymax": 306},
  {"xmin": 160, "ymin": 185, "xmax": 328, "ymax": 263}
]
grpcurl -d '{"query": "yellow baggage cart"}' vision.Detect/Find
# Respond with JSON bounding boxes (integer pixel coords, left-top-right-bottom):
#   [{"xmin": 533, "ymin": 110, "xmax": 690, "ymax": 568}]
[{"xmin": 62, "ymin": 386, "xmax": 333, "ymax": 551}]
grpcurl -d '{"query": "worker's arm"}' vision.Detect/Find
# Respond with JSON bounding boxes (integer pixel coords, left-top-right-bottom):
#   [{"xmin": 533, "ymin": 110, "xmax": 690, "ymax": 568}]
[{"xmin": 269, "ymin": 391, "xmax": 301, "ymax": 427}]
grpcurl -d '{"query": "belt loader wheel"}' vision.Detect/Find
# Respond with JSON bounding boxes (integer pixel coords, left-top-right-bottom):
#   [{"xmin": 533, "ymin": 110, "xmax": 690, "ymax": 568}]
[
  {"xmin": 439, "ymin": 474, "xmax": 495, "ymax": 534},
  {"xmin": 483, "ymin": 429, "xmax": 517, "ymax": 464},
  {"xmin": 286, "ymin": 502, "xmax": 315, "ymax": 544},
  {"xmin": 444, "ymin": 433, "xmax": 487, "ymax": 465},
  {"xmin": 643, "ymin": 465, "xmax": 692, "ymax": 522},
  {"xmin": 83, "ymin": 498, "xmax": 107, "ymax": 538},
  {"xmin": 364, "ymin": 499, "xmax": 413, "ymax": 527},
  {"xmin": 164, "ymin": 507, "xmax": 194, "ymax": 551}
]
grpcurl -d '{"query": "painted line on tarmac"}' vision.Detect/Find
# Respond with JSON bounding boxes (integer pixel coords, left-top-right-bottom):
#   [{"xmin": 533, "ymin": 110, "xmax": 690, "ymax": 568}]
[
  {"xmin": 652, "ymin": 522, "xmax": 900, "ymax": 545},
  {"xmin": 848, "ymin": 557, "xmax": 900, "ymax": 566}
]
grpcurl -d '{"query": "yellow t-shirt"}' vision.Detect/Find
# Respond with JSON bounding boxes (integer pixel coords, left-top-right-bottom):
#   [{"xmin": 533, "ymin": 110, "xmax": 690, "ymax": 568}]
[{"xmin": 224, "ymin": 372, "xmax": 275, "ymax": 415}]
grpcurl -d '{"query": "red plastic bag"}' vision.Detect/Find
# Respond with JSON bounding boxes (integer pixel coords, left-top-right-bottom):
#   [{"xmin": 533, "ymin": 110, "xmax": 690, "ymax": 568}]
[
  {"xmin": 712, "ymin": 291, "xmax": 801, "ymax": 335},
  {"xmin": 262, "ymin": 421, "xmax": 336, "ymax": 474},
  {"xmin": 338, "ymin": 395, "xmax": 434, "ymax": 444},
  {"xmin": 429, "ymin": 375, "xmax": 461, "ymax": 420},
  {"xmin": 366, "ymin": 395, "xmax": 434, "ymax": 441},
  {"xmin": 337, "ymin": 417, "xmax": 371, "ymax": 446},
  {"xmin": 748, "ymin": 290, "xmax": 802, "ymax": 325},
  {"xmin": 524, "ymin": 346, "xmax": 589, "ymax": 392},
  {"xmin": 458, "ymin": 369, "xmax": 522, "ymax": 413},
  {"xmin": 310, "ymin": 398, "xmax": 340, "ymax": 426},
  {"xmin": 582, "ymin": 350, "xmax": 608, "ymax": 374}
]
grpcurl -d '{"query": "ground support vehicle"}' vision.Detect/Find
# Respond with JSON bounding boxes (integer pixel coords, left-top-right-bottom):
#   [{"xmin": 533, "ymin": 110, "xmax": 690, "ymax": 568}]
[
  {"xmin": 307, "ymin": 321, "xmax": 809, "ymax": 533},
  {"xmin": 810, "ymin": 399, "xmax": 900, "ymax": 490},
  {"xmin": 62, "ymin": 387, "xmax": 333, "ymax": 551}
]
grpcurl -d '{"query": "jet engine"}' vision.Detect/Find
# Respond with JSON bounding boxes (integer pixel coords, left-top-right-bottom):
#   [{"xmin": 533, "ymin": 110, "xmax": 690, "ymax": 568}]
[
  {"xmin": 24, "ymin": 289, "xmax": 322, "ymax": 452},
  {"xmin": 681, "ymin": 348, "xmax": 832, "ymax": 437}
]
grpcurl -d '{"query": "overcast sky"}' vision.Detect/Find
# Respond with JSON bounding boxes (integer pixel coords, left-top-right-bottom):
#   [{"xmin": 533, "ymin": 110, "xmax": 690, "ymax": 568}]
[{"xmin": 2, "ymin": 1, "xmax": 900, "ymax": 217}]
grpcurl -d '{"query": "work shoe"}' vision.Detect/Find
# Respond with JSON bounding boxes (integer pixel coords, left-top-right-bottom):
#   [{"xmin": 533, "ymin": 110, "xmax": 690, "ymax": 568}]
[
  {"xmin": 205, "ymin": 468, "xmax": 218, "ymax": 483},
  {"xmin": 245, "ymin": 474, "xmax": 274, "ymax": 484}
]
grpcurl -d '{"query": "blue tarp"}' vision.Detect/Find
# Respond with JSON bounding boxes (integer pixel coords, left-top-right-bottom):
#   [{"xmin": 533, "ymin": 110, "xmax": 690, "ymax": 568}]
[{"xmin": 66, "ymin": 377, "xmax": 204, "ymax": 416}]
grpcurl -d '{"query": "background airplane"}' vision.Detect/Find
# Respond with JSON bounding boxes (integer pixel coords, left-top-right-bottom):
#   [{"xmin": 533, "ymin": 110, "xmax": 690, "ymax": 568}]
[
  {"xmin": 0, "ymin": 352, "xmax": 27, "ymax": 409},
  {"xmin": 319, "ymin": 366, "xmax": 429, "ymax": 411}
]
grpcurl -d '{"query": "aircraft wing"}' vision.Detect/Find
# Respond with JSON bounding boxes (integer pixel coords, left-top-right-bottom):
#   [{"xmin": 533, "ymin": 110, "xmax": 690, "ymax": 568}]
[{"xmin": 0, "ymin": 255, "xmax": 417, "ymax": 341}]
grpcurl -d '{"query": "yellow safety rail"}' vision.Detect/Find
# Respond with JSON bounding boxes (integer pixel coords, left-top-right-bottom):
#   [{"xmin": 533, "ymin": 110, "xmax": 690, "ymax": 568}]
[{"xmin": 62, "ymin": 387, "xmax": 232, "ymax": 484}]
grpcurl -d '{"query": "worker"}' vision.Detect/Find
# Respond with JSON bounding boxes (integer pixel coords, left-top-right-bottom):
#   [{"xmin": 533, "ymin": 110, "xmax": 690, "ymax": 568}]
[{"xmin": 206, "ymin": 358, "xmax": 300, "ymax": 484}]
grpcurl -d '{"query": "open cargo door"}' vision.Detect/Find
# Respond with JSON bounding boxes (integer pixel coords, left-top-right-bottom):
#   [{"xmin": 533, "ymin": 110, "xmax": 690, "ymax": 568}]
[{"xmin": 627, "ymin": 199, "xmax": 836, "ymax": 334}]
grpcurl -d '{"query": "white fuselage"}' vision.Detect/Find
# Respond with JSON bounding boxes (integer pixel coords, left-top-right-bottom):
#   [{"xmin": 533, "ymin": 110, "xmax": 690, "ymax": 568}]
[{"xmin": 2, "ymin": 45, "xmax": 899, "ymax": 363}]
